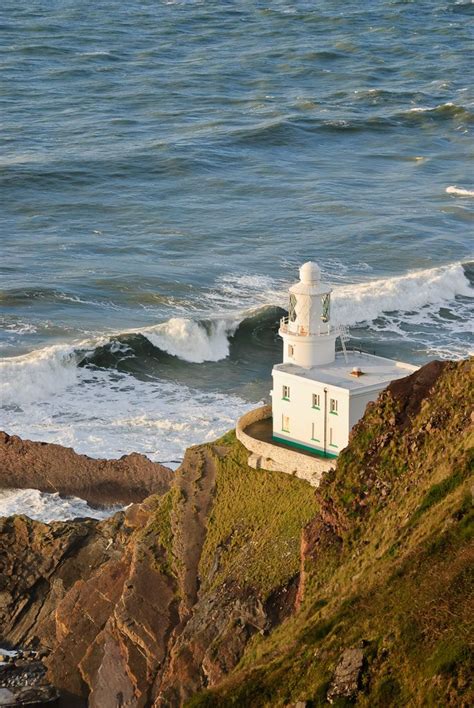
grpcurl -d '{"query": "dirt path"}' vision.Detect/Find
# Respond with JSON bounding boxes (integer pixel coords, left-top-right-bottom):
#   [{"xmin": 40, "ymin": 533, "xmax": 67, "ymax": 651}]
[{"xmin": 172, "ymin": 446, "xmax": 217, "ymax": 614}]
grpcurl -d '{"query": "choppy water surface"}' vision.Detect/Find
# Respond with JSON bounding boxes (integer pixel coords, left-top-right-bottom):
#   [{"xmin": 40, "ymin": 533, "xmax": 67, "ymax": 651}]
[{"xmin": 1, "ymin": 1, "xmax": 473, "ymax": 494}]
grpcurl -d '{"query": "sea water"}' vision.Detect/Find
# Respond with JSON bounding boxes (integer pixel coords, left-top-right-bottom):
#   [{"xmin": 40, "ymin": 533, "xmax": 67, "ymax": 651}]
[{"xmin": 1, "ymin": 0, "xmax": 473, "ymax": 520}]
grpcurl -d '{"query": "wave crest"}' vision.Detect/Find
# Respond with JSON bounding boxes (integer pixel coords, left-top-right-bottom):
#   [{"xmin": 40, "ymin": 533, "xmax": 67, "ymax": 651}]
[
  {"xmin": 1, "ymin": 263, "xmax": 471, "ymax": 408},
  {"xmin": 141, "ymin": 317, "xmax": 238, "ymax": 363},
  {"xmin": 446, "ymin": 186, "xmax": 474, "ymax": 197},
  {"xmin": 0, "ymin": 344, "xmax": 80, "ymax": 406},
  {"xmin": 331, "ymin": 263, "xmax": 472, "ymax": 327}
]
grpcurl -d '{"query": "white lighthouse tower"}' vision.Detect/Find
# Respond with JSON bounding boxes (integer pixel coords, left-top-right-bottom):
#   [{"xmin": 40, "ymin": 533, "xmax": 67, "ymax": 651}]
[
  {"xmin": 271, "ymin": 262, "xmax": 417, "ymax": 458},
  {"xmin": 280, "ymin": 261, "xmax": 336, "ymax": 368}
]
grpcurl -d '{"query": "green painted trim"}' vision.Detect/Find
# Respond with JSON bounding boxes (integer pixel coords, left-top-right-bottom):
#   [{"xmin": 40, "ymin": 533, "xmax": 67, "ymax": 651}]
[
  {"xmin": 329, "ymin": 411, "xmax": 338, "ymax": 416},
  {"xmin": 272, "ymin": 435, "xmax": 338, "ymax": 459},
  {"xmin": 311, "ymin": 437, "xmax": 321, "ymax": 443},
  {"xmin": 312, "ymin": 406, "xmax": 320, "ymax": 410},
  {"xmin": 329, "ymin": 443, "xmax": 338, "ymax": 448},
  {"xmin": 282, "ymin": 397, "xmax": 290, "ymax": 401},
  {"xmin": 282, "ymin": 428, "xmax": 290, "ymax": 433}
]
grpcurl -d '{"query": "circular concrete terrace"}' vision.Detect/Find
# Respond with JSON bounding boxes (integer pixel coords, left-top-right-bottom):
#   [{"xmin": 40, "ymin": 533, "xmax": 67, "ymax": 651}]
[
  {"xmin": 244, "ymin": 416, "xmax": 327, "ymax": 460},
  {"xmin": 236, "ymin": 404, "xmax": 333, "ymax": 487}
]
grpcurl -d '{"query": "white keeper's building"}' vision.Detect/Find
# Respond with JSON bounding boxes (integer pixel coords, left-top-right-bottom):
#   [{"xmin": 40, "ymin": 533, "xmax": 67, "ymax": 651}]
[{"xmin": 271, "ymin": 262, "xmax": 417, "ymax": 458}]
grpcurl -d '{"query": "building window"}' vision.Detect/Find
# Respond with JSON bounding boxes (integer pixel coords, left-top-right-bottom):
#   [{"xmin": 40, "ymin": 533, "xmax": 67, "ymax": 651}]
[
  {"xmin": 282, "ymin": 385, "xmax": 290, "ymax": 400},
  {"xmin": 312, "ymin": 393, "xmax": 320, "ymax": 409},
  {"xmin": 330, "ymin": 398, "xmax": 338, "ymax": 415},
  {"xmin": 288, "ymin": 344, "xmax": 294, "ymax": 358},
  {"xmin": 282, "ymin": 415, "xmax": 290, "ymax": 433},
  {"xmin": 329, "ymin": 427, "xmax": 338, "ymax": 448},
  {"xmin": 311, "ymin": 423, "xmax": 320, "ymax": 442}
]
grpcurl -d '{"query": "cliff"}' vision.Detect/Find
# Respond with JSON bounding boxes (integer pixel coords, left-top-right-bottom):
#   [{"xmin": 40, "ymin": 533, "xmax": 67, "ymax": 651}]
[
  {"xmin": 0, "ymin": 435, "xmax": 318, "ymax": 706},
  {"xmin": 190, "ymin": 359, "xmax": 473, "ymax": 707},
  {"xmin": 0, "ymin": 432, "xmax": 173, "ymax": 506},
  {"xmin": 0, "ymin": 359, "xmax": 472, "ymax": 707}
]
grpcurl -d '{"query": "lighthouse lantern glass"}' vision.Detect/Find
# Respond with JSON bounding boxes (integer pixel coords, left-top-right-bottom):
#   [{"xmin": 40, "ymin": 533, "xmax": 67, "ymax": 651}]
[
  {"xmin": 289, "ymin": 294, "xmax": 297, "ymax": 322},
  {"xmin": 321, "ymin": 293, "xmax": 330, "ymax": 323}
]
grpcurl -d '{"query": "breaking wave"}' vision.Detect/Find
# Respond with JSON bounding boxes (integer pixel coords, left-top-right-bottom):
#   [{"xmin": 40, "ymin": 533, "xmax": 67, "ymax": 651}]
[
  {"xmin": 0, "ymin": 343, "xmax": 81, "ymax": 407},
  {"xmin": 0, "ymin": 488, "xmax": 122, "ymax": 523},
  {"xmin": 331, "ymin": 262, "xmax": 472, "ymax": 327},
  {"xmin": 1, "ymin": 262, "xmax": 471, "ymax": 403},
  {"xmin": 141, "ymin": 317, "xmax": 239, "ymax": 363},
  {"xmin": 0, "ymin": 262, "xmax": 471, "ymax": 466},
  {"xmin": 446, "ymin": 186, "xmax": 474, "ymax": 197}
]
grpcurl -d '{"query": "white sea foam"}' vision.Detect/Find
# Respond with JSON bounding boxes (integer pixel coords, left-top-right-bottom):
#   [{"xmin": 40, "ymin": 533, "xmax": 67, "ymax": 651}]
[
  {"xmin": 141, "ymin": 317, "xmax": 238, "ymax": 363},
  {"xmin": 446, "ymin": 186, "xmax": 474, "ymax": 197},
  {"xmin": 407, "ymin": 102, "xmax": 455, "ymax": 113},
  {"xmin": 0, "ymin": 488, "xmax": 121, "ymax": 523},
  {"xmin": 0, "ymin": 648, "xmax": 18, "ymax": 663},
  {"xmin": 0, "ymin": 356, "xmax": 248, "ymax": 465},
  {"xmin": 4, "ymin": 321, "xmax": 38, "ymax": 335},
  {"xmin": 57, "ymin": 292, "xmax": 123, "ymax": 310},
  {"xmin": 0, "ymin": 262, "xmax": 471, "ymax": 488},
  {"xmin": 204, "ymin": 272, "xmax": 285, "ymax": 314},
  {"xmin": 0, "ymin": 344, "xmax": 80, "ymax": 406},
  {"xmin": 331, "ymin": 263, "xmax": 473, "ymax": 327}
]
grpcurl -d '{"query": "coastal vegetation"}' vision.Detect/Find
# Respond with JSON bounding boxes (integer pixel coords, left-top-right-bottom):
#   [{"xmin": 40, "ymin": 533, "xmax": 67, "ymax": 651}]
[
  {"xmin": 187, "ymin": 359, "xmax": 473, "ymax": 706},
  {"xmin": 199, "ymin": 431, "xmax": 319, "ymax": 598},
  {"xmin": 0, "ymin": 359, "xmax": 472, "ymax": 706}
]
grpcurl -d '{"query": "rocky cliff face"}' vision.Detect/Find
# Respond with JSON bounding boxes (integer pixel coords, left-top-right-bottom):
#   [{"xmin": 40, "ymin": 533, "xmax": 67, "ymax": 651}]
[
  {"xmin": 0, "ymin": 434, "xmax": 317, "ymax": 706},
  {"xmin": 191, "ymin": 359, "xmax": 473, "ymax": 707},
  {"xmin": 0, "ymin": 359, "xmax": 472, "ymax": 707},
  {"xmin": 0, "ymin": 432, "xmax": 173, "ymax": 506}
]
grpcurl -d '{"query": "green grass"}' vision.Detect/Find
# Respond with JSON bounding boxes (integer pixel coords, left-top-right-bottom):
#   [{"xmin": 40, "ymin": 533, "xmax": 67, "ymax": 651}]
[
  {"xmin": 139, "ymin": 486, "xmax": 185, "ymax": 577},
  {"xmin": 427, "ymin": 640, "xmax": 471, "ymax": 676},
  {"xmin": 185, "ymin": 360, "xmax": 474, "ymax": 707},
  {"xmin": 199, "ymin": 431, "xmax": 319, "ymax": 598}
]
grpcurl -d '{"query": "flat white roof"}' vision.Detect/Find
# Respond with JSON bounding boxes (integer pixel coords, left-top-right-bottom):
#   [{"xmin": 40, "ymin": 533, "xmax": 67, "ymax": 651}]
[{"xmin": 273, "ymin": 350, "xmax": 418, "ymax": 392}]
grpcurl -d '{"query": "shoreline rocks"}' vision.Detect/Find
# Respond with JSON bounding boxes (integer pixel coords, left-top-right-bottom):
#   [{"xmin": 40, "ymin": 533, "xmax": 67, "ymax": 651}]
[
  {"xmin": 0, "ymin": 432, "xmax": 173, "ymax": 507},
  {"xmin": 0, "ymin": 649, "xmax": 58, "ymax": 706}
]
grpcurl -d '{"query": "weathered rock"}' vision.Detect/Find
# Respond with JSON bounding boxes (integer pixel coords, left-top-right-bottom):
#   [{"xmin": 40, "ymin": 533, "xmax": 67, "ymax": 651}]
[
  {"xmin": 0, "ymin": 684, "xmax": 58, "ymax": 705},
  {"xmin": 0, "ymin": 431, "xmax": 173, "ymax": 506},
  {"xmin": 0, "ymin": 443, "xmax": 306, "ymax": 707},
  {"xmin": 327, "ymin": 647, "xmax": 365, "ymax": 703},
  {"xmin": 0, "ymin": 655, "xmax": 58, "ymax": 706},
  {"xmin": 296, "ymin": 494, "xmax": 347, "ymax": 608}
]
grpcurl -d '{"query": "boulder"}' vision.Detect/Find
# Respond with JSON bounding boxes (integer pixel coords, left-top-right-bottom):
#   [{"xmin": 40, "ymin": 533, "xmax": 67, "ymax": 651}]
[{"xmin": 327, "ymin": 647, "xmax": 365, "ymax": 703}]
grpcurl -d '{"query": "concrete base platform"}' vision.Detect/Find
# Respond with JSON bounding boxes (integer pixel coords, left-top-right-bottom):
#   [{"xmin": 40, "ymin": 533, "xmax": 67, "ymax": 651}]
[{"xmin": 236, "ymin": 405, "xmax": 334, "ymax": 487}]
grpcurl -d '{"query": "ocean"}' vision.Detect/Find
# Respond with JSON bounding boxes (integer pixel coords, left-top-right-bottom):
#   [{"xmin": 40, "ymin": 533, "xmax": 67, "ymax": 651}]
[{"xmin": 1, "ymin": 0, "xmax": 473, "ymax": 519}]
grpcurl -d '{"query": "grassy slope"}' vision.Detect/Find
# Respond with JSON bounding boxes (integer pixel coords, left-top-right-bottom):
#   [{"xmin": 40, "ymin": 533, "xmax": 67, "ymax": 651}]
[
  {"xmin": 187, "ymin": 360, "xmax": 474, "ymax": 707},
  {"xmin": 199, "ymin": 431, "xmax": 319, "ymax": 598},
  {"xmin": 142, "ymin": 429, "xmax": 319, "ymax": 598}
]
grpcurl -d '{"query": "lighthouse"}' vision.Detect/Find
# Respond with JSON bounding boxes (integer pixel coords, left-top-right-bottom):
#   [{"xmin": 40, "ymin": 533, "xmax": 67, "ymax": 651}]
[
  {"xmin": 271, "ymin": 262, "xmax": 417, "ymax": 458},
  {"xmin": 279, "ymin": 261, "xmax": 336, "ymax": 367}
]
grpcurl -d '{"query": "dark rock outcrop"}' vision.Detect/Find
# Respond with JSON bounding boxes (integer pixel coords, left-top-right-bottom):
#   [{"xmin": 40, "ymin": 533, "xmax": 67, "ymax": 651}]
[
  {"xmin": 327, "ymin": 647, "xmax": 365, "ymax": 703},
  {"xmin": 0, "ymin": 431, "xmax": 173, "ymax": 506},
  {"xmin": 0, "ymin": 654, "xmax": 58, "ymax": 706}
]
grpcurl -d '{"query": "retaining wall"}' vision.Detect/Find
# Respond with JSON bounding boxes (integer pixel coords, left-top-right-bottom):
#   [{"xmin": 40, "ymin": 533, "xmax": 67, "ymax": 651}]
[{"xmin": 236, "ymin": 405, "xmax": 333, "ymax": 487}]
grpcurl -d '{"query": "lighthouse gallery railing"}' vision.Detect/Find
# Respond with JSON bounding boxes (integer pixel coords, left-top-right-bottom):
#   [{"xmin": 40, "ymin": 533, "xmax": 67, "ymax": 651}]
[{"xmin": 279, "ymin": 316, "xmax": 338, "ymax": 337}]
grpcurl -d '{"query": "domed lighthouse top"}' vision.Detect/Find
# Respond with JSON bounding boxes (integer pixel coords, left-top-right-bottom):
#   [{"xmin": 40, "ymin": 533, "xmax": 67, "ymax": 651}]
[
  {"xmin": 279, "ymin": 261, "xmax": 337, "ymax": 368},
  {"xmin": 299, "ymin": 261, "xmax": 321, "ymax": 284}
]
